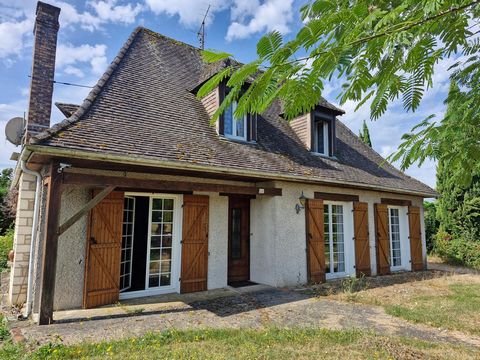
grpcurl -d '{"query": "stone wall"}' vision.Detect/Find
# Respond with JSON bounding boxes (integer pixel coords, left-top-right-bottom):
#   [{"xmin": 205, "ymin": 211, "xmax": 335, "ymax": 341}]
[{"xmin": 8, "ymin": 172, "xmax": 37, "ymax": 306}]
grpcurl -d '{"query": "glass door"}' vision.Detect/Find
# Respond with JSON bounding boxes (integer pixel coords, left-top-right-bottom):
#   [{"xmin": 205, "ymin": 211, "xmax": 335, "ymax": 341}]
[
  {"xmin": 324, "ymin": 203, "xmax": 346, "ymax": 277},
  {"xmin": 147, "ymin": 197, "xmax": 174, "ymax": 289},
  {"xmin": 388, "ymin": 207, "xmax": 402, "ymax": 270},
  {"xmin": 120, "ymin": 196, "xmax": 135, "ymax": 292}
]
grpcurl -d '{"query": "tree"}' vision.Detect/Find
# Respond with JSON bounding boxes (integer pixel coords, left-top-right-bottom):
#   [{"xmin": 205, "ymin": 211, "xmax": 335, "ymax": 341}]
[
  {"xmin": 0, "ymin": 168, "xmax": 14, "ymax": 235},
  {"xmin": 199, "ymin": 0, "xmax": 480, "ymax": 185},
  {"xmin": 423, "ymin": 201, "xmax": 439, "ymax": 253},
  {"xmin": 358, "ymin": 119, "xmax": 372, "ymax": 147}
]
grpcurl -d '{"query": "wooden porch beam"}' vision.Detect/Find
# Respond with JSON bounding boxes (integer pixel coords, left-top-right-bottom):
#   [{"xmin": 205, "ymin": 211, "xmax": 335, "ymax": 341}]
[
  {"xmin": 38, "ymin": 161, "xmax": 62, "ymax": 325},
  {"xmin": 62, "ymin": 173, "xmax": 282, "ymax": 196},
  {"xmin": 57, "ymin": 186, "xmax": 116, "ymax": 237}
]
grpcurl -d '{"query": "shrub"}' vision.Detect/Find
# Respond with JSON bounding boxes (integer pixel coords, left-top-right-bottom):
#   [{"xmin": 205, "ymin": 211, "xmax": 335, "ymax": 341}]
[
  {"xmin": 0, "ymin": 228, "xmax": 13, "ymax": 271},
  {"xmin": 434, "ymin": 230, "xmax": 480, "ymax": 269}
]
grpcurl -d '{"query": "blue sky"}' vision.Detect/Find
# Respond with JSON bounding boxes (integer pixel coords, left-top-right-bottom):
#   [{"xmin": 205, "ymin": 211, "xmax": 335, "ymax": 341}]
[{"xmin": 0, "ymin": 0, "xmax": 442, "ymax": 188}]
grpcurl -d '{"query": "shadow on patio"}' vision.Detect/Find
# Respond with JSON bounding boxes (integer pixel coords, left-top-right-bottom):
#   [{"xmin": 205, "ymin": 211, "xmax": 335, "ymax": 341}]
[{"xmin": 47, "ymin": 269, "xmax": 456, "ymax": 325}]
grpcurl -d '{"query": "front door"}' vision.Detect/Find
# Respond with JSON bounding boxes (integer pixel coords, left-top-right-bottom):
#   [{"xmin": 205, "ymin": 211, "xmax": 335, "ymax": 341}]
[{"xmin": 228, "ymin": 197, "xmax": 250, "ymax": 283}]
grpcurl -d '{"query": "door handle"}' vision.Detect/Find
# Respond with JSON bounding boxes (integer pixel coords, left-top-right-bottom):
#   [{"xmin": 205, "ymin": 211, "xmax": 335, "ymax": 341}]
[{"xmin": 90, "ymin": 237, "xmax": 97, "ymax": 244}]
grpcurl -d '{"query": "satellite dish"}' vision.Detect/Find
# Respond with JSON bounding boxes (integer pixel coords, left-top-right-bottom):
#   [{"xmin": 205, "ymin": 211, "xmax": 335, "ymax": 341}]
[{"xmin": 5, "ymin": 117, "xmax": 24, "ymax": 146}]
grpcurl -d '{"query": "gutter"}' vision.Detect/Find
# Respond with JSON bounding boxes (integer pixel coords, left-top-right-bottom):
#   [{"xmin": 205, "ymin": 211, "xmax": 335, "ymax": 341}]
[
  {"xmin": 26, "ymin": 144, "xmax": 438, "ymax": 198},
  {"xmin": 20, "ymin": 159, "xmax": 42, "ymax": 319}
]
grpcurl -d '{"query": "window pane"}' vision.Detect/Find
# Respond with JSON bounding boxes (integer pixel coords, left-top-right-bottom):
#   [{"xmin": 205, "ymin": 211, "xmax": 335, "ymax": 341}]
[
  {"xmin": 224, "ymin": 102, "xmax": 233, "ymax": 135},
  {"xmin": 235, "ymin": 114, "xmax": 245, "ymax": 137},
  {"xmin": 231, "ymin": 208, "xmax": 242, "ymax": 259},
  {"xmin": 389, "ymin": 208, "xmax": 402, "ymax": 267},
  {"xmin": 160, "ymin": 274, "xmax": 171, "ymax": 286},
  {"xmin": 316, "ymin": 121, "xmax": 324, "ymax": 153}
]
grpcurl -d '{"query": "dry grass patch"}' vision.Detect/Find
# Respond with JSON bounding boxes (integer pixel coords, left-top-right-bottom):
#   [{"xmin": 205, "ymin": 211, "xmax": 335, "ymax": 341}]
[
  {"xmin": 331, "ymin": 273, "xmax": 480, "ymax": 335},
  {"xmin": 4, "ymin": 328, "xmax": 479, "ymax": 360}
]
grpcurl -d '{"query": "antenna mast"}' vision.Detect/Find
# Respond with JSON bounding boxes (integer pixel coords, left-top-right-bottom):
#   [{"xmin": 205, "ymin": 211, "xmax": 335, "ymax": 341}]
[{"xmin": 197, "ymin": 4, "xmax": 210, "ymax": 50}]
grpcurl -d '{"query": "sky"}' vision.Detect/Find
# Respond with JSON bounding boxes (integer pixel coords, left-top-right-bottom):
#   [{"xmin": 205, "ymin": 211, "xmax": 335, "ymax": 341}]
[{"xmin": 0, "ymin": 0, "xmax": 443, "ymax": 188}]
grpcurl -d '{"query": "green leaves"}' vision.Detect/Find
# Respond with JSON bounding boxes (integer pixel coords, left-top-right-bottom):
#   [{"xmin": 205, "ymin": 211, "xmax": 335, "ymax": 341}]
[
  {"xmin": 256, "ymin": 31, "xmax": 283, "ymax": 60},
  {"xmin": 196, "ymin": 0, "xmax": 480, "ymax": 186},
  {"xmin": 196, "ymin": 66, "xmax": 232, "ymax": 99},
  {"xmin": 201, "ymin": 50, "xmax": 232, "ymax": 64}
]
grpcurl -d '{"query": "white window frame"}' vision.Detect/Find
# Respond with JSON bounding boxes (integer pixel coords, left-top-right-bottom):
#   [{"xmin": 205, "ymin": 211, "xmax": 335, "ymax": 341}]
[
  {"xmin": 224, "ymin": 101, "xmax": 247, "ymax": 141},
  {"xmin": 313, "ymin": 120, "xmax": 330, "ymax": 156},
  {"xmin": 323, "ymin": 201, "xmax": 355, "ymax": 280},
  {"xmin": 387, "ymin": 205, "xmax": 411, "ymax": 272},
  {"xmin": 120, "ymin": 196, "xmax": 135, "ymax": 292},
  {"xmin": 119, "ymin": 193, "xmax": 183, "ymax": 300}
]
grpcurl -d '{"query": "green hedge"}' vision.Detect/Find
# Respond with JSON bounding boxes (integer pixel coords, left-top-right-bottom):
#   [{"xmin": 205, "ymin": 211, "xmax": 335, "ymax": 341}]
[
  {"xmin": 434, "ymin": 230, "xmax": 480, "ymax": 270},
  {"xmin": 0, "ymin": 228, "xmax": 13, "ymax": 271}
]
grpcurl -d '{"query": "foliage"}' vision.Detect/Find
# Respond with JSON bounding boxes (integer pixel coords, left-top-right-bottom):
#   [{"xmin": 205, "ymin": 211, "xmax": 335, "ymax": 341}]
[
  {"xmin": 0, "ymin": 228, "xmax": 13, "ymax": 271},
  {"xmin": 358, "ymin": 119, "xmax": 372, "ymax": 147},
  {"xmin": 341, "ymin": 274, "xmax": 368, "ymax": 294},
  {"xmin": 0, "ymin": 168, "xmax": 14, "ymax": 235},
  {"xmin": 199, "ymin": 0, "xmax": 480, "ymax": 186},
  {"xmin": 434, "ymin": 230, "xmax": 480, "ymax": 269},
  {"xmin": 423, "ymin": 201, "xmax": 439, "ymax": 253}
]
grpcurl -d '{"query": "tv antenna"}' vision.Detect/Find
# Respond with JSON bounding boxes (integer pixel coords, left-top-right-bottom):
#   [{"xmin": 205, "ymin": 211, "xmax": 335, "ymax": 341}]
[{"xmin": 197, "ymin": 4, "xmax": 210, "ymax": 50}]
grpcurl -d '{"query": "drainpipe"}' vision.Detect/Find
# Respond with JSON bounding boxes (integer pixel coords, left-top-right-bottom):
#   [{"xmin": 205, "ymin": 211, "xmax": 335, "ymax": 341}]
[{"xmin": 20, "ymin": 160, "xmax": 42, "ymax": 318}]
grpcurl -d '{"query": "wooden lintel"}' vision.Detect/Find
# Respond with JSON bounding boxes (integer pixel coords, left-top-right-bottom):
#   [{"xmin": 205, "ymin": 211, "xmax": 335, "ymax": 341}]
[
  {"xmin": 381, "ymin": 198, "xmax": 412, "ymax": 206},
  {"xmin": 62, "ymin": 173, "xmax": 282, "ymax": 196},
  {"xmin": 38, "ymin": 161, "xmax": 62, "ymax": 325},
  {"xmin": 57, "ymin": 186, "xmax": 115, "ymax": 237},
  {"xmin": 314, "ymin": 192, "xmax": 359, "ymax": 202}
]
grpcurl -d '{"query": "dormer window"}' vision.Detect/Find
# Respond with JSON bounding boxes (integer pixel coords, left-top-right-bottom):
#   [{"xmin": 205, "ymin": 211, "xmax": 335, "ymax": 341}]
[
  {"xmin": 314, "ymin": 119, "xmax": 330, "ymax": 155},
  {"xmin": 224, "ymin": 101, "xmax": 247, "ymax": 141},
  {"xmin": 312, "ymin": 113, "xmax": 335, "ymax": 157}
]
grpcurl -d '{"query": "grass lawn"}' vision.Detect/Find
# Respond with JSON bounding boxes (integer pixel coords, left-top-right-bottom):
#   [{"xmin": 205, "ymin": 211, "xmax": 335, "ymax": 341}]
[
  {"xmin": 333, "ymin": 273, "xmax": 480, "ymax": 336},
  {"xmin": 1, "ymin": 325, "xmax": 479, "ymax": 360}
]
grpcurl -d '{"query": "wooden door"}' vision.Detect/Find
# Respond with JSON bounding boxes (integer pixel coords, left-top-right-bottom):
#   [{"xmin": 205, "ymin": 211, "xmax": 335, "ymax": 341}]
[
  {"xmin": 305, "ymin": 199, "xmax": 326, "ymax": 283},
  {"xmin": 353, "ymin": 202, "xmax": 371, "ymax": 277},
  {"xmin": 408, "ymin": 206, "xmax": 424, "ymax": 271},
  {"xmin": 228, "ymin": 197, "xmax": 250, "ymax": 283},
  {"xmin": 181, "ymin": 195, "xmax": 209, "ymax": 293},
  {"xmin": 83, "ymin": 191, "xmax": 124, "ymax": 308},
  {"xmin": 375, "ymin": 203, "xmax": 391, "ymax": 275}
]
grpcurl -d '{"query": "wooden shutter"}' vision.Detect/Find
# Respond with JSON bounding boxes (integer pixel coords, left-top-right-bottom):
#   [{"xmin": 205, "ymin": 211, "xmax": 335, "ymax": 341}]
[
  {"xmin": 305, "ymin": 199, "xmax": 325, "ymax": 283},
  {"xmin": 375, "ymin": 203, "xmax": 391, "ymax": 275},
  {"xmin": 408, "ymin": 206, "xmax": 424, "ymax": 271},
  {"xmin": 353, "ymin": 202, "xmax": 371, "ymax": 277},
  {"xmin": 181, "ymin": 195, "xmax": 209, "ymax": 293},
  {"xmin": 83, "ymin": 191, "xmax": 124, "ymax": 308}
]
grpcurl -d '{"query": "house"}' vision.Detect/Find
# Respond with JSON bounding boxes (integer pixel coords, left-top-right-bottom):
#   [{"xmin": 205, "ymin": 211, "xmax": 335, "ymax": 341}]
[{"xmin": 8, "ymin": 2, "xmax": 437, "ymax": 325}]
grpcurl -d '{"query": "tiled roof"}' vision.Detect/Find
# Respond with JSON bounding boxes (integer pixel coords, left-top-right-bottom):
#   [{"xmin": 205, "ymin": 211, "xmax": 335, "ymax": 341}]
[
  {"xmin": 32, "ymin": 27, "xmax": 436, "ymax": 197},
  {"xmin": 55, "ymin": 102, "xmax": 79, "ymax": 118}
]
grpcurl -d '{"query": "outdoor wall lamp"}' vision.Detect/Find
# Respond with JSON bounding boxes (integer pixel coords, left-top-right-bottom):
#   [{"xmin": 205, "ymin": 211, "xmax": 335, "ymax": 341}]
[{"xmin": 295, "ymin": 191, "xmax": 307, "ymax": 214}]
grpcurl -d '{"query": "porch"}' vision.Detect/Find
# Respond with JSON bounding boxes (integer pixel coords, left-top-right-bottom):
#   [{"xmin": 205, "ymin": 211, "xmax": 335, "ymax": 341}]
[{"xmin": 33, "ymin": 160, "xmax": 283, "ymax": 325}]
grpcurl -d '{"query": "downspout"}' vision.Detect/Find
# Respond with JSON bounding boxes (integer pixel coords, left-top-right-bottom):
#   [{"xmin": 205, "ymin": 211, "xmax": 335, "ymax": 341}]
[{"xmin": 20, "ymin": 160, "xmax": 42, "ymax": 318}]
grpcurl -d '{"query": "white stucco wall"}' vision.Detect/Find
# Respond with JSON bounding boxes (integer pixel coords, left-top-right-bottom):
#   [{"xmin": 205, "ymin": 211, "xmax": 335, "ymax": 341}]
[
  {"xmin": 54, "ymin": 186, "xmax": 90, "ymax": 310},
  {"xmin": 250, "ymin": 195, "xmax": 277, "ymax": 286}
]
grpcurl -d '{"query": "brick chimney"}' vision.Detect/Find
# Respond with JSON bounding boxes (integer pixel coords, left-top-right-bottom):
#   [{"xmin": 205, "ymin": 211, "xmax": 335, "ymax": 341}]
[{"xmin": 26, "ymin": 1, "xmax": 61, "ymax": 140}]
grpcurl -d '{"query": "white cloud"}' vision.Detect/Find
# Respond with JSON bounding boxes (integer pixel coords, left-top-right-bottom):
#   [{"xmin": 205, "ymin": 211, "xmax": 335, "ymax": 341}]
[
  {"xmin": 145, "ymin": 0, "xmax": 227, "ymax": 28},
  {"xmin": 0, "ymin": 18, "xmax": 33, "ymax": 60},
  {"xmin": 63, "ymin": 65, "xmax": 85, "ymax": 78},
  {"xmin": 56, "ymin": 43, "xmax": 108, "ymax": 76},
  {"xmin": 226, "ymin": 0, "xmax": 294, "ymax": 41},
  {"xmin": 87, "ymin": 0, "xmax": 143, "ymax": 25}
]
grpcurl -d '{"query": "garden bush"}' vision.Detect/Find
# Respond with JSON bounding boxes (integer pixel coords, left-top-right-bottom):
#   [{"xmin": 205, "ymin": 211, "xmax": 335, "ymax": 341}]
[
  {"xmin": 0, "ymin": 228, "xmax": 13, "ymax": 271},
  {"xmin": 434, "ymin": 230, "xmax": 480, "ymax": 270}
]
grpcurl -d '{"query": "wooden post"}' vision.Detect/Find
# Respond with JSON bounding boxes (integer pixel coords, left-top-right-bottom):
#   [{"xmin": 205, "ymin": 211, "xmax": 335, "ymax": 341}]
[{"xmin": 38, "ymin": 161, "xmax": 62, "ymax": 325}]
